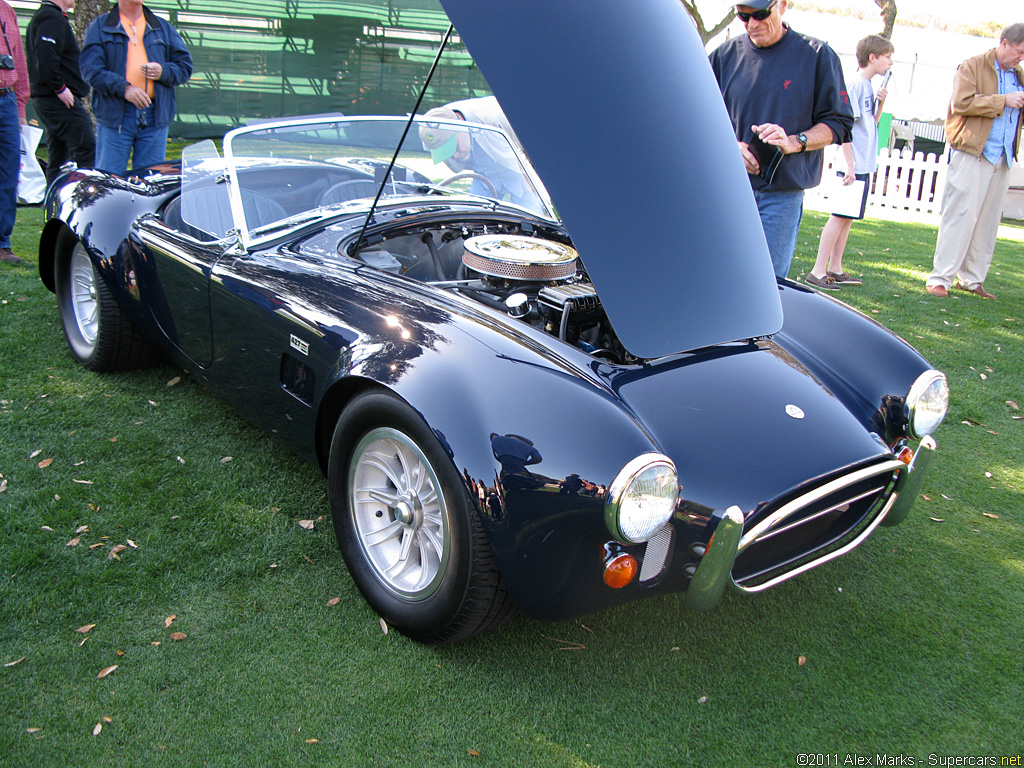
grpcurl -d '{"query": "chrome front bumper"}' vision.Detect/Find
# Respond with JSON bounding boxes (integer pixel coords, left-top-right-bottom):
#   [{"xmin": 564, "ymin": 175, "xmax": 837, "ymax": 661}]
[{"xmin": 682, "ymin": 436, "xmax": 937, "ymax": 611}]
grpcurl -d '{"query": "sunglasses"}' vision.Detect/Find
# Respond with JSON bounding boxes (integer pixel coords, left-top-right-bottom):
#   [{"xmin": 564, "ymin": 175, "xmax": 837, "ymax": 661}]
[{"xmin": 736, "ymin": 2, "xmax": 776, "ymax": 22}]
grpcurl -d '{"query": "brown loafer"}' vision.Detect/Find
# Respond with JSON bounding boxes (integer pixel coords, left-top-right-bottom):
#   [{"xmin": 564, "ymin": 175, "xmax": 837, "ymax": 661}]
[
  {"xmin": 805, "ymin": 273, "xmax": 840, "ymax": 291},
  {"xmin": 953, "ymin": 281, "xmax": 995, "ymax": 299},
  {"xmin": 0, "ymin": 247, "xmax": 22, "ymax": 265},
  {"xmin": 925, "ymin": 284, "xmax": 948, "ymax": 298}
]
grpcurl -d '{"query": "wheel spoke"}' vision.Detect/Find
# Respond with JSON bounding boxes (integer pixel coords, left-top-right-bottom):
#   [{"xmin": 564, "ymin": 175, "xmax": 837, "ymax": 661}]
[
  {"xmin": 363, "ymin": 451, "xmax": 405, "ymax": 493},
  {"xmin": 362, "ymin": 520, "xmax": 403, "ymax": 547}
]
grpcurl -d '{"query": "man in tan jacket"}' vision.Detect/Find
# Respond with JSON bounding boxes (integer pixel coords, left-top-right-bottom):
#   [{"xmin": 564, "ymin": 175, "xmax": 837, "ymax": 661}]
[{"xmin": 926, "ymin": 23, "xmax": 1024, "ymax": 299}]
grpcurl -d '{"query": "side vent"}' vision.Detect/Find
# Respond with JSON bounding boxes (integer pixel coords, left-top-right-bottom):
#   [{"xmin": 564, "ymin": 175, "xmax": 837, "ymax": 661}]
[{"xmin": 280, "ymin": 353, "xmax": 315, "ymax": 405}]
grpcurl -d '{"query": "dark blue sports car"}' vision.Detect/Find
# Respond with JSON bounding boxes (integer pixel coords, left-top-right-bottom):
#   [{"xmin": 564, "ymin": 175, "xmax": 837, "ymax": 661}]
[{"xmin": 37, "ymin": 0, "xmax": 948, "ymax": 642}]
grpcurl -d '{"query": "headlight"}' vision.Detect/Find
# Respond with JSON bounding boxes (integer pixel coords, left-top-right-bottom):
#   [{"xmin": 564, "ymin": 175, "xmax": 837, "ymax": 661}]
[
  {"xmin": 605, "ymin": 454, "xmax": 679, "ymax": 545},
  {"xmin": 906, "ymin": 370, "xmax": 949, "ymax": 438}
]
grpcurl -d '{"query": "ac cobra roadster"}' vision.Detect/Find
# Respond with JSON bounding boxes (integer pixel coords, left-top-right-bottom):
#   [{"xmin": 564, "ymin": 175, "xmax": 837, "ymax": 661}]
[{"xmin": 37, "ymin": 0, "xmax": 948, "ymax": 642}]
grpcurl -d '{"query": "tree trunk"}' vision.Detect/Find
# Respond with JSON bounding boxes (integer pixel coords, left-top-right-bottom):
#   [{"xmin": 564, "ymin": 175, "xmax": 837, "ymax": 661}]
[
  {"xmin": 680, "ymin": 0, "xmax": 735, "ymax": 47},
  {"xmin": 873, "ymin": 0, "xmax": 897, "ymax": 39},
  {"xmin": 72, "ymin": 0, "xmax": 111, "ymax": 46}
]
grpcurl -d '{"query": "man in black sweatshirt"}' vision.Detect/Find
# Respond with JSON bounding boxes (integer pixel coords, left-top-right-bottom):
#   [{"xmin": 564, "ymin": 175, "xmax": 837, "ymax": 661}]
[{"xmin": 27, "ymin": 0, "xmax": 94, "ymax": 184}]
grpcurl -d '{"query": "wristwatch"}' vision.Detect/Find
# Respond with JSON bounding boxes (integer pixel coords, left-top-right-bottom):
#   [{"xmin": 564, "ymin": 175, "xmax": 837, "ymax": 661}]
[{"xmin": 796, "ymin": 133, "xmax": 808, "ymax": 153}]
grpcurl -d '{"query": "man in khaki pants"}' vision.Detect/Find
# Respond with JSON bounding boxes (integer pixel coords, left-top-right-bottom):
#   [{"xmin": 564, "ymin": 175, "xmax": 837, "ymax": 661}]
[{"xmin": 926, "ymin": 24, "xmax": 1024, "ymax": 300}]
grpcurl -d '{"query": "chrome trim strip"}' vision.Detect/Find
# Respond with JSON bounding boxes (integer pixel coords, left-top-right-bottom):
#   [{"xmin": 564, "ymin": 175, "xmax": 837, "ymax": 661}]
[
  {"xmin": 737, "ymin": 460, "xmax": 904, "ymax": 553},
  {"xmin": 881, "ymin": 436, "xmax": 936, "ymax": 527},
  {"xmin": 754, "ymin": 485, "xmax": 886, "ymax": 543},
  {"xmin": 683, "ymin": 506, "xmax": 743, "ymax": 612},
  {"xmin": 731, "ymin": 492, "xmax": 898, "ymax": 594}
]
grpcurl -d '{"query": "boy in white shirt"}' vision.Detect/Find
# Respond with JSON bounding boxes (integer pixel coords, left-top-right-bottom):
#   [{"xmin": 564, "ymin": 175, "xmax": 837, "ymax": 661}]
[{"xmin": 807, "ymin": 35, "xmax": 894, "ymax": 290}]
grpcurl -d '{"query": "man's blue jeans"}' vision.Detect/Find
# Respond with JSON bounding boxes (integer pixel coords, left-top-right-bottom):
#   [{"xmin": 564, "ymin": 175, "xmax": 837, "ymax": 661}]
[
  {"xmin": 753, "ymin": 187, "xmax": 804, "ymax": 279},
  {"xmin": 0, "ymin": 91, "xmax": 20, "ymax": 250},
  {"xmin": 95, "ymin": 103, "xmax": 168, "ymax": 175}
]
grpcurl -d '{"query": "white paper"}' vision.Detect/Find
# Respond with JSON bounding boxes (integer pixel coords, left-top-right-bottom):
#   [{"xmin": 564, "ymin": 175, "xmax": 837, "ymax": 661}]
[{"xmin": 819, "ymin": 175, "xmax": 866, "ymax": 218}]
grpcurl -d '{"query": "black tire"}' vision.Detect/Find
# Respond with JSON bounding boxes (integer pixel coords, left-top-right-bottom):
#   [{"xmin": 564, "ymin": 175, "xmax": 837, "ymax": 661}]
[
  {"xmin": 55, "ymin": 242, "xmax": 161, "ymax": 372},
  {"xmin": 329, "ymin": 391, "xmax": 516, "ymax": 643}
]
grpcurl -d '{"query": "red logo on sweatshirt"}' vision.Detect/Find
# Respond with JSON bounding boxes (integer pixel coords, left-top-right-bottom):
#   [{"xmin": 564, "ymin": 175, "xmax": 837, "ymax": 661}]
[{"xmin": 784, "ymin": 79, "xmax": 791, "ymax": 89}]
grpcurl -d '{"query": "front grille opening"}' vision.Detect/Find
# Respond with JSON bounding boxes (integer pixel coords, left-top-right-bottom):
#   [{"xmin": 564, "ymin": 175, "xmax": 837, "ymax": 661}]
[{"xmin": 733, "ymin": 469, "xmax": 896, "ymax": 587}]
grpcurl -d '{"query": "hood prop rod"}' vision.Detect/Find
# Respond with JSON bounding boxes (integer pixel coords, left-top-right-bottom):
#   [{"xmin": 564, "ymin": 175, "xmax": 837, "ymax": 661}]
[{"xmin": 353, "ymin": 24, "xmax": 456, "ymax": 253}]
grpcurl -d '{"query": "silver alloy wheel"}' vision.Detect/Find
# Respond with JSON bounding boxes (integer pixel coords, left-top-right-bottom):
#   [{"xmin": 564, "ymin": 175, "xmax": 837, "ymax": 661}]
[
  {"xmin": 70, "ymin": 247, "xmax": 99, "ymax": 347},
  {"xmin": 349, "ymin": 427, "xmax": 450, "ymax": 600}
]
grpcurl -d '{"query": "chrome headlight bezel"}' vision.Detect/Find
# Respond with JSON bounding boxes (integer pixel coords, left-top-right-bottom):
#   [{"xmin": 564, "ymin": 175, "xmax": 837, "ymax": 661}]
[
  {"xmin": 905, "ymin": 370, "xmax": 949, "ymax": 439},
  {"xmin": 605, "ymin": 453, "xmax": 679, "ymax": 545}
]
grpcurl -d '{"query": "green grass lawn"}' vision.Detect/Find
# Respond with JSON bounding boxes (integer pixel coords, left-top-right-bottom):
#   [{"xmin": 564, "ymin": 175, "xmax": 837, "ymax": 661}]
[{"xmin": 2, "ymin": 205, "xmax": 1023, "ymax": 767}]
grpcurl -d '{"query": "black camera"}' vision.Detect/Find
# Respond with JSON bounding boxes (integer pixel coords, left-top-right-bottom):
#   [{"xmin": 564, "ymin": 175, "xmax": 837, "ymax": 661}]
[{"xmin": 0, "ymin": 54, "xmax": 14, "ymax": 70}]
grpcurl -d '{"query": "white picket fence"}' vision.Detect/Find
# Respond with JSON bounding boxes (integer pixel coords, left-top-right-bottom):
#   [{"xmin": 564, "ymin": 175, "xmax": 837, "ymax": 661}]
[{"xmin": 804, "ymin": 145, "xmax": 950, "ymax": 224}]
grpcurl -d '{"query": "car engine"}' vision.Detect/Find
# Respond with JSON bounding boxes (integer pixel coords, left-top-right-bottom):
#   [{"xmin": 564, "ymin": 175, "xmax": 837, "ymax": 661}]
[{"xmin": 352, "ymin": 221, "xmax": 633, "ymax": 364}]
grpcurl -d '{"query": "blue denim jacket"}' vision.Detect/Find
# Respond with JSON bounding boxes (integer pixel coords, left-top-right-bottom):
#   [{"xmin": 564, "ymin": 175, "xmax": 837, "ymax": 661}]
[{"xmin": 80, "ymin": 4, "xmax": 192, "ymax": 130}]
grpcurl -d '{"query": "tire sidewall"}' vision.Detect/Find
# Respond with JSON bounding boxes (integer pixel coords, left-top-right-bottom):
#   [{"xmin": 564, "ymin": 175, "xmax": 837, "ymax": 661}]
[{"xmin": 329, "ymin": 391, "xmax": 474, "ymax": 639}]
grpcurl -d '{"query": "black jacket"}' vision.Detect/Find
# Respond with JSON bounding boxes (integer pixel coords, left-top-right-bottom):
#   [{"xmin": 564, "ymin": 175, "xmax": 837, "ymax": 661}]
[{"xmin": 27, "ymin": 1, "xmax": 90, "ymax": 99}]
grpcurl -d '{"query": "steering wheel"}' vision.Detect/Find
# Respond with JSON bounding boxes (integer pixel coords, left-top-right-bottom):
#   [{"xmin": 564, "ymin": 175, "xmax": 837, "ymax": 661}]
[{"xmin": 437, "ymin": 171, "xmax": 498, "ymax": 198}]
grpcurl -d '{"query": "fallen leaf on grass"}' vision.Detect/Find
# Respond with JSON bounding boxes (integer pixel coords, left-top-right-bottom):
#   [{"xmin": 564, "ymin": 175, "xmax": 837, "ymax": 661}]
[
  {"xmin": 93, "ymin": 723, "xmax": 102, "ymax": 736},
  {"xmin": 930, "ymin": 518, "xmax": 945, "ymax": 523},
  {"xmin": 30, "ymin": 449, "xmax": 41, "ymax": 459},
  {"xmin": 297, "ymin": 520, "xmax": 315, "ymax": 530},
  {"xmin": 148, "ymin": 400, "xmax": 158, "ymax": 407},
  {"xmin": 921, "ymin": 494, "xmax": 932, "ymax": 501},
  {"xmin": 167, "ymin": 377, "xmax": 181, "ymax": 387},
  {"xmin": 468, "ymin": 749, "xmax": 481, "ymax": 757},
  {"xmin": 76, "ymin": 525, "xmax": 89, "ymax": 534},
  {"xmin": 76, "ymin": 624, "xmax": 96, "ymax": 634},
  {"xmin": 169, "ymin": 633, "xmax": 187, "ymax": 641},
  {"xmin": 697, "ymin": 696, "xmax": 708, "ymax": 704},
  {"xmin": 165, "ymin": 615, "xmax": 177, "ymax": 628},
  {"xmin": 126, "ymin": 539, "xmax": 137, "ymax": 549},
  {"xmin": 102, "ymin": 716, "xmax": 112, "ymax": 723},
  {"xmin": 220, "ymin": 456, "xmax": 233, "ymax": 463},
  {"xmin": 38, "ymin": 458, "xmax": 53, "ymax": 469},
  {"xmin": 540, "ymin": 634, "xmax": 586, "ymax": 651},
  {"xmin": 176, "ymin": 456, "xmax": 185, "ymax": 464},
  {"xmin": 108, "ymin": 545, "xmax": 126, "ymax": 560},
  {"xmin": 0, "ymin": 479, "xmax": 6, "ymax": 493},
  {"xmin": 89, "ymin": 542, "xmax": 105, "ymax": 550},
  {"xmin": 1007, "ymin": 401, "xmax": 1020, "ymax": 411},
  {"xmin": 3, "ymin": 657, "xmax": 26, "ymax": 667},
  {"xmin": 66, "ymin": 538, "xmax": 81, "ymax": 547},
  {"xmin": 26, "ymin": 727, "xmax": 40, "ymax": 733},
  {"xmin": 982, "ymin": 513, "xmax": 999, "ymax": 519},
  {"xmin": 41, "ymin": 525, "xmax": 53, "ymax": 532},
  {"xmin": 327, "ymin": 597, "xmax": 341, "ymax": 606},
  {"xmin": 798, "ymin": 656, "xmax": 807, "ymax": 666},
  {"xmin": 73, "ymin": 479, "xmax": 94, "ymax": 485},
  {"xmin": 380, "ymin": 618, "xmax": 389, "ymax": 635},
  {"xmin": 305, "ymin": 739, "xmax": 319, "ymax": 745},
  {"xmin": 97, "ymin": 665, "xmax": 117, "ymax": 679}
]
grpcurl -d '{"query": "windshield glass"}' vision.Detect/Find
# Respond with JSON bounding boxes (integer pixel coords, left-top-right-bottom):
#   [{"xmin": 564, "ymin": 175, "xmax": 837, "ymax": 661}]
[{"xmin": 217, "ymin": 115, "xmax": 555, "ymax": 247}]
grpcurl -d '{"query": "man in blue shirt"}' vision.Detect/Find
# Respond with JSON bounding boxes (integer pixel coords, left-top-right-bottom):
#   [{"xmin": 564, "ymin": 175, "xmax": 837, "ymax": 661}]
[
  {"xmin": 709, "ymin": 0, "xmax": 852, "ymax": 279},
  {"xmin": 926, "ymin": 24, "xmax": 1024, "ymax": 300}
]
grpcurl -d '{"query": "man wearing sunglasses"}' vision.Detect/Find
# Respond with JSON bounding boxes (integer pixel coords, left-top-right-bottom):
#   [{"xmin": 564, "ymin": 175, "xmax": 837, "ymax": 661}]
[{"xmin": 709, "ymin": 0, "xmax": 852, "ymax": 279}]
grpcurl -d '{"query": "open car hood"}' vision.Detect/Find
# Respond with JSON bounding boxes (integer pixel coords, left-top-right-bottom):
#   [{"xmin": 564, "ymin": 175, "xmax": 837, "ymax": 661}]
[{"xmin": 438, "ymin": 0, "xmax": 783, "ymax": 358}]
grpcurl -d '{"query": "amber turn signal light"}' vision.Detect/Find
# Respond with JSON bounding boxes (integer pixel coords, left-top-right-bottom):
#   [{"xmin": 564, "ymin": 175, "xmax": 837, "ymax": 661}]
[
  {"xmin": 603, "ymin": 553, "xmax": 638, "ymax": 589},
  {"xmin": 896, "ymin": 446, "xmax": 914, "ymax": 465}
]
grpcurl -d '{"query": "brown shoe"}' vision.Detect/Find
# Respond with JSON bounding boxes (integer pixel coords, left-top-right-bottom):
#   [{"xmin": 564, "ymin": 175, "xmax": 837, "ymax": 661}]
[
  {"xmin": 0, "ymin": 247, "xmax": 22, "ymax": 265},
  {"xmin": 805, "ymin": 272, "xmax": 840, "ymax": 291},
  {"xmin": 925, "ymin": 284, "xmax": 948, "ymax": 297},
  {"xmin": 953, "ymin": 281, "xmax": 995, "ymax": 299}
]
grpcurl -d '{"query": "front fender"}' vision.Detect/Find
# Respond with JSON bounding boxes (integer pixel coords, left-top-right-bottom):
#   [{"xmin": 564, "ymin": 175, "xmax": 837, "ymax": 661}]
[{"xmin": 774, "ymin": 281, "xmax": 936, "ymax": 443}]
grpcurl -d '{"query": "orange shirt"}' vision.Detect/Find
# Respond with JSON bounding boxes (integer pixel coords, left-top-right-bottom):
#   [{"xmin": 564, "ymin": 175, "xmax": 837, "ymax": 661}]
[{"xmin": 121, "ymin": 13, "xmax": 154, "ymax": 98}]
